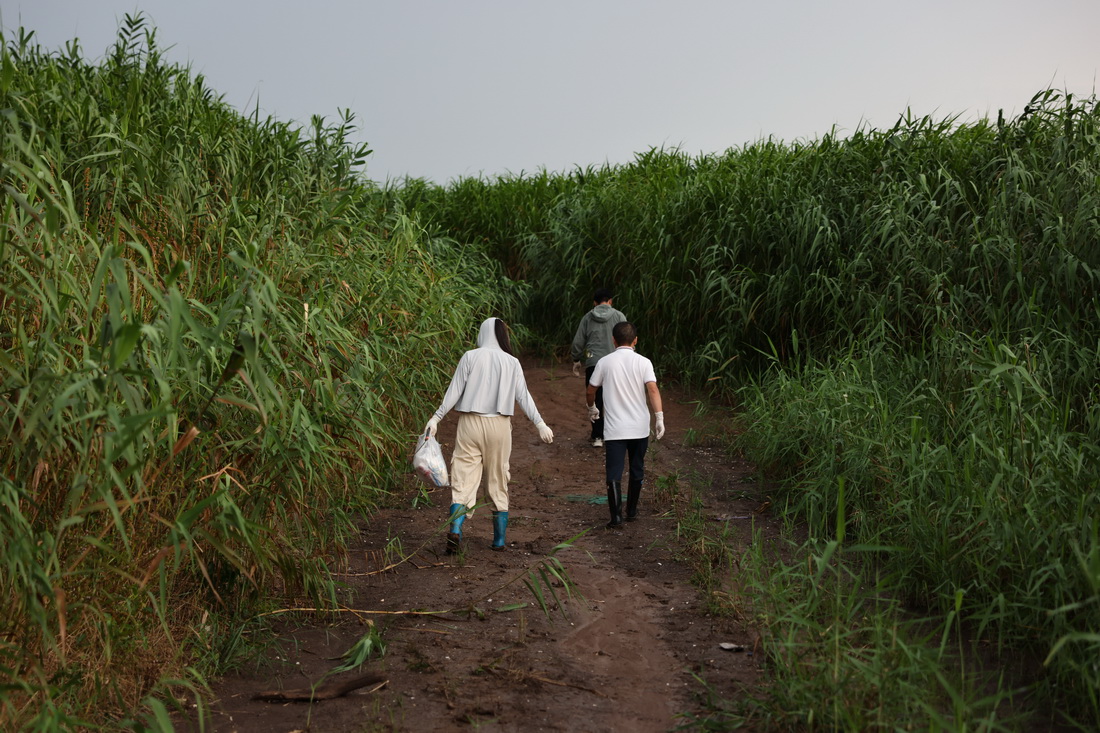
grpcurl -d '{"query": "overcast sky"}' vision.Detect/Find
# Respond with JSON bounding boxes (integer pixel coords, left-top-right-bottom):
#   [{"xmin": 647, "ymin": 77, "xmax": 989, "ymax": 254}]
[{"xmin": 3, "ymin": 1, "xmax": 1099, "ymax": 184}]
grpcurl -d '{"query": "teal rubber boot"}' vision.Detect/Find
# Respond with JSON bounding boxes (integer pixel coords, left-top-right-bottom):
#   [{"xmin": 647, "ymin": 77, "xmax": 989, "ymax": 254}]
[
  {"xmin": 491, "ymin": 511, "xmax": 509, "ymax": 551},
  {"xmin": 447, "ymin": 503, "xmax": 466, "ymax": 555}
]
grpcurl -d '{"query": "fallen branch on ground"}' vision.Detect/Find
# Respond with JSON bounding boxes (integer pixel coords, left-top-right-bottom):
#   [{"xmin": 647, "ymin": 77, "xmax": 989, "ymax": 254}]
[
  {"xmin": 255, "ymin": 606, "xmax": 454, "ymax": 620},
  {"xmin": 488, "ymin": 667, "xmax": 606, "ymax": 698},
  {"xmin": 253, "ymin": 673, "xmax": 388, "ymax": 702}
]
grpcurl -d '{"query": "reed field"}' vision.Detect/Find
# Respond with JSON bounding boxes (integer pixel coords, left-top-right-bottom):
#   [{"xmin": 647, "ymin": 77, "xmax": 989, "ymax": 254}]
[
  {"xmin": 4, "ymin": 12, "xmax": 1099, "ymax": 730},
  {"xmin": 390, "ymin": 92, "xmax": 1100, "ymax": 728},
  {"xmin": 0, "ymin": 18, "xmax": 514, "ymax": 728}
]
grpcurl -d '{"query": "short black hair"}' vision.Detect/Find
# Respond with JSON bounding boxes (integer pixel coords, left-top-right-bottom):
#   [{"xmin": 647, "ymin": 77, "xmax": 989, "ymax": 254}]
[
  {"xmin": 593, "ymin": 287, "xmax": 613, "ymax": 303},
  {"xmin": 612, "ymin": 321, "xmax": 636, "ymax": 346}
]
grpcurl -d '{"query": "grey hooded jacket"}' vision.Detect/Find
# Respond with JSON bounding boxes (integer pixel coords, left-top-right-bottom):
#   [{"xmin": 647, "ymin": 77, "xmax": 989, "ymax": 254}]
[{"xmin": 570, "ymin": 303, "xmax": 627, "ymax": 368}]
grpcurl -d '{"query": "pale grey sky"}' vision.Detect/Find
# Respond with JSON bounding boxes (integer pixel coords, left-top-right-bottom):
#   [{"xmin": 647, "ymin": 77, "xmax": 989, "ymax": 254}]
[{"xmin": 3, "ymin": 1, "xmax": 1098, "ymax": 184}]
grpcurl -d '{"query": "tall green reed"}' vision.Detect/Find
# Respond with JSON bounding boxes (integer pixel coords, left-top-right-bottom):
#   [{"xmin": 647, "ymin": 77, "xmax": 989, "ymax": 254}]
[
  {"xmin": 735, "ymin": 334, "xmax": 1100, "ymax": 726},
  {"xmin": 391, "ymin": 93, "xmax": 1099, "ymax": 396},
  {"xmin": 1, "ymin": 17, "xmax": 513, "ymax": 727}
]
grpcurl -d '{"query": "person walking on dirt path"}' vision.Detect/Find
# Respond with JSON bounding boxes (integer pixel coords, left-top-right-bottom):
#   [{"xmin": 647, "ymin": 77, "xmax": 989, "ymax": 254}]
[
  {"xmin": 570, "ymin": 287, "xmax": 626, "ymax": 448},
  {"xmin": 424, "ymin": 317, "xmax": 554, "ymax": 554},
  {"xmin": 586, "ymin": 321, "xmax": 664, "ymax": 528}
]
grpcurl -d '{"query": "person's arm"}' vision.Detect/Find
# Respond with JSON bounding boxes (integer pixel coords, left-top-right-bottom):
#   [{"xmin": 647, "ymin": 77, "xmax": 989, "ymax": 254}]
[
  {"xmin": 515, "ymin": 367, "xmax": 554, "ymax": 443},
  {"xmin": 646, "ymin": 381, "xmax": 665, "ymax": 439},
  {"xmin": 585, "ymin": 363, "xmax": 602, "ymax": 421},
  {"xmin": 570, "ymin": 316, "xmax": 588, "ymax": 364},
  {"xmin": 645, "ymin": 381, "xmax": 662, "ymax": 414},
  {"xmin": 514, "ymin": 371, "xmax": 544, "ymax": 426},
  {"xmin": 585, "ymin": 383, "xmax": 600, "ymax": 422},
  {"xmin": 429, "ymin": 355, "xmax": 471, "ymax": 424}
]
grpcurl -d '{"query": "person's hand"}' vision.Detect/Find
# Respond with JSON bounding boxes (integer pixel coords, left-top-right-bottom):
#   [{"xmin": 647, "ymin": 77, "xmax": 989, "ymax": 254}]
[
  {"xmin": 425, "ymin": 416, "xmax": 440, "ymax": 438},
  {"xmin": 572, "ymin": 361, "xmax": 583, "ymax": 378},
  {"xmin": 588, "ymin": 404, "xmax": 600, "ymax": 423},
  {"xmin": 536, "ymin": 421, "xmax": 554, "ymax": 444},
  {"xmin": 654, "ymin": 411, "xmax": 665, "ymax": 440}
]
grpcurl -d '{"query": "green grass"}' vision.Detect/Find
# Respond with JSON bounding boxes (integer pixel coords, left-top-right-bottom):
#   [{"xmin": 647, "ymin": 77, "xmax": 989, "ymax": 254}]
[
  {"xmin": 724, "ymin": 537, "xmax": 1042, "ymax": 731},
  {"xmin": 732, "ymin": 338, "xmax": 1100, "ymax": 728}
]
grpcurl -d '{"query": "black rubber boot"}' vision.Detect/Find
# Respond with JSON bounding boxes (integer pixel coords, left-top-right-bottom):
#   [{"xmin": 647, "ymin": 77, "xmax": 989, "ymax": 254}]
[
  {"xmin": 626, "ymin": 479, "xmax": 642, "ymax": 521},
  {"xmin": 606, "ymin": 481, "xmax": 623, "ymax": 529}
]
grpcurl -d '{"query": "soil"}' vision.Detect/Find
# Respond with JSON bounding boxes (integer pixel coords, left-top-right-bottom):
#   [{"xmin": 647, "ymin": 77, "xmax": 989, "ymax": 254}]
[{"xmin": 178, "ymin": 357, "xmax": 778, "ymax": 732}]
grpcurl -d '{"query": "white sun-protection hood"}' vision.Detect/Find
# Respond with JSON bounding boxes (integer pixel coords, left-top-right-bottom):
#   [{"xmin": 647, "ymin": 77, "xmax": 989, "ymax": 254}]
[{"xmin": 476, "ymin": 317, "xmax": 502, "ymax": 349}]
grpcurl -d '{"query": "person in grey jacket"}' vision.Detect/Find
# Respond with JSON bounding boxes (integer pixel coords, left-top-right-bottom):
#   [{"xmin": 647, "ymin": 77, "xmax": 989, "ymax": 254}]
[
  {"xmin": 425, "ymin": 317, "xmax": 553, "ymax": 554},
  {"xmin": 570, "ymin": 288, "xmax": 626, "ymax": 447}
]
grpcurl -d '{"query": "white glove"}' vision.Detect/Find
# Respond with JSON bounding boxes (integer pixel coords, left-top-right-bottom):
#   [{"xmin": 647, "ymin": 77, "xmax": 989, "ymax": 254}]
[
  {"xmin": 587, "ymin": 404, "xmax": 600, "ymax": 423},
  {"xmin": 572, "ymin": 361, "xmax": 583, "ymax": 378},
  {"xmin": 424, "ymin": 416, "xmax": 440, "ymax": 438},
  {"xmin": 654, "ymin": 411, "xmax": 665, "ymax": 440},
  {"xmin": 536, "ymin": 421, "xmax": 554, "ymax": 444}
]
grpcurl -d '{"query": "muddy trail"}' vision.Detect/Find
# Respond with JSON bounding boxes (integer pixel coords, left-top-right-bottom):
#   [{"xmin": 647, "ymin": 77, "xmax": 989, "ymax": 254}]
[{"xmin": 182, "ymin": 357, "xmax": 776, "ymax": 732}]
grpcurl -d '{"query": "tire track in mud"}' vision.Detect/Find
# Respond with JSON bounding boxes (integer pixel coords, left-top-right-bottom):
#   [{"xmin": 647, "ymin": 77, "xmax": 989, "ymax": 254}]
[{"xmin": 557, "ymin": 562, "xmax": 687, "ymax": 729}]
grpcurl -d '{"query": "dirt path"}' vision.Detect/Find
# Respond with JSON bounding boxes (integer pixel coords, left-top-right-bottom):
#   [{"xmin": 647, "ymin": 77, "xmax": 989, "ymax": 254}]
[{"xmin": 183, "ymin": 357, "xmax": 771, "ymax": 732}]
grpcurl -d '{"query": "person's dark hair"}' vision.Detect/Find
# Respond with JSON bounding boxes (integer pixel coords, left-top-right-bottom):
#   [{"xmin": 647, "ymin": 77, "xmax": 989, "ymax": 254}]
[
  {"xmin": 612, "ymin": 321, "xmax": 636, "ymax": 346},
  {"xmin": 494, "ymin": 318, "xmax": 514, "ymax": 356},
  {"xmin": 593, "ymin": 287, "xmax": 613, "ymax": 304}
]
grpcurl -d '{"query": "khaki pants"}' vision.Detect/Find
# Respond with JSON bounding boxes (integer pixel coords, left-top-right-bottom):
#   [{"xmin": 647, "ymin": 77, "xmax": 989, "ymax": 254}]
[{"xmin": 450, "ymin": 413, "xmax": 512, "ymax": 513}]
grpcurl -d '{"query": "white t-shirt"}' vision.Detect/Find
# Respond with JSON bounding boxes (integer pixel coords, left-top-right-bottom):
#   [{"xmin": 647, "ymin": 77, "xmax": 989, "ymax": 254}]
[{"xmin": 588, "ymin": 346, "xmax": 656, "ymax": 440}]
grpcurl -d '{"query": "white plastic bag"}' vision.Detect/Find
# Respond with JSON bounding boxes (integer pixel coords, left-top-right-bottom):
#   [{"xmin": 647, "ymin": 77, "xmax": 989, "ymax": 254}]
[{"xmin": 412, "ymin": 432, "xmax": 449, "ymax": 487}]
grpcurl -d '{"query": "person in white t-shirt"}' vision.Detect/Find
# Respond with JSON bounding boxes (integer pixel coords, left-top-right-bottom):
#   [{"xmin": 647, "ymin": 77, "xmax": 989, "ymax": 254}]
[
  {"xmin": 585, "ymin": 321, "xmax": 665, "ymax": 528},
  {"xmin": 424, "ymin": 318, "xmax": 554, "ymax": 553}
]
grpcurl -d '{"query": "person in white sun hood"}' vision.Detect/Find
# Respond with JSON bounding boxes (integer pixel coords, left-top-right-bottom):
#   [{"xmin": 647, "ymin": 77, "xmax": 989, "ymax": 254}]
[{"xmin": 424, "ymin": 317, "xmax": 554, "ymax": 553}]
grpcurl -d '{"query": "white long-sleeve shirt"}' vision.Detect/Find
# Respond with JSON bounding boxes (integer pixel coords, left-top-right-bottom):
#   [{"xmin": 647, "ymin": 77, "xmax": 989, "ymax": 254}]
[{"xmin": 432, "ymin": 318, "xmax": 544, "ymax": 425}]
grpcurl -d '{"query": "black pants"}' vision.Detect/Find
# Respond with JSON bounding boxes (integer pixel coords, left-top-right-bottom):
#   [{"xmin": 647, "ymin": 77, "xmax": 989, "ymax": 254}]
[
  {"xmin": 605, "ymin": 437, "xmax": 648, "ymax": 483},
  {"xmin": 585, "ymin": 365, "xmax": 605, "ymax": 440}
]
